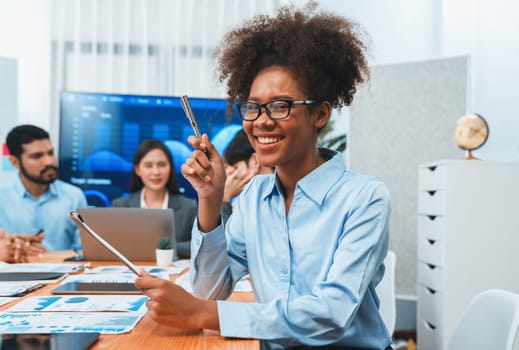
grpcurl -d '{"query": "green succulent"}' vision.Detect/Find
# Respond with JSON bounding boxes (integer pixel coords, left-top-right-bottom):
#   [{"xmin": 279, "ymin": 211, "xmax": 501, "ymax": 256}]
[{"xmin": 158, "ymin": 237, "xmax": 172, "ymax": 250}]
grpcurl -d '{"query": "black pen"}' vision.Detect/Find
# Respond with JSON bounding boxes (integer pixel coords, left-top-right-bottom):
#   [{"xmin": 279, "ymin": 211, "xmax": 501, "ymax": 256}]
[{"xmin": 180, "ymin": 95, "xmax": 209, "ymax": 157}]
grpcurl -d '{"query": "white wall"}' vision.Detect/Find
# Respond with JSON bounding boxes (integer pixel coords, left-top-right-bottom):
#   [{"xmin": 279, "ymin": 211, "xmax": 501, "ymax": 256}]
[
  {"xmin": 0, "ymin": 0, "xmax": 52, "ymax": 130},
  {"xmin": 0, "ymin": 57, "xmax": 17, "ymax": 142},
  {"xmin": 310, "ymin": 0, "xmax": 519, "ymax": 162},
  {"xmin": 0, "ymin": 56, "xmax": 18, "ymax": 183},
  {"xmin": 3, "ymin": 0, "xmax": 518, "ymax": 163},
  {"xmin": 441, "ymin": 0, "xmax": 519, "ymax": 161}
]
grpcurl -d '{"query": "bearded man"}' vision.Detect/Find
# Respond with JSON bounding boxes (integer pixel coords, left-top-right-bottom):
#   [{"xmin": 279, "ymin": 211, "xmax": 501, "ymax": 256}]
[{"xmin": 0, "ymin": 125, "xmax": 86, "ymax": 252}]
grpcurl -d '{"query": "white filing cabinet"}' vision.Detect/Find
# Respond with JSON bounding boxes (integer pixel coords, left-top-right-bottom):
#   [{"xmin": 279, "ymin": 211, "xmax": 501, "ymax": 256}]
[{"xmin": 416, "ymin": 160, "xmax": 519, "ymax": 350}]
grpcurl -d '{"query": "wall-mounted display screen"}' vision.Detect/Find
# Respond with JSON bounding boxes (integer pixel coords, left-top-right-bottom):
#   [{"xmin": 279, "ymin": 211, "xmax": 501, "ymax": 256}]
[{"xmin": 59, "ymin": 91, "xmax": 242, "ymax": 207}]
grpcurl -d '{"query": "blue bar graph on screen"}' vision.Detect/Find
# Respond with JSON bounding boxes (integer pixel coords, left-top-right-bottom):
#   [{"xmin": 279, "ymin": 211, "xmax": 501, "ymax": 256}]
[
  {"xmin": 95, "ymin": 121, "xmax": 112, "ymax": 156},
  {"xmin": 153, "ymin": 124, "xmax": 169, "ymax": 140},
  {"xmin": 58, "ymin": 91, "xmax": 242, "ymax": 207},
  {"xmin": 122, "ymin": 123, "xmax": 139, "ymax": 162},
  {"xmin": 72, "ymin": 113, "xmax": 83, "ymax": 172}
]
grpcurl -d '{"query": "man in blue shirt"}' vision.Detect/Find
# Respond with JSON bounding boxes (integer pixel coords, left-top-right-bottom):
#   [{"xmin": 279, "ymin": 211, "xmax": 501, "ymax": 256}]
[{"xmin": 0, "ymin": 125, "xmax": 87, "ymax": 252}]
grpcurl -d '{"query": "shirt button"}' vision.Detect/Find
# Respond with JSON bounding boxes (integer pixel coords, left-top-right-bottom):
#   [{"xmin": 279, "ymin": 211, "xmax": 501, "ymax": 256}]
[{"xmin": 281, "ymin": 269, "xmax": 288, "ymax": 276}]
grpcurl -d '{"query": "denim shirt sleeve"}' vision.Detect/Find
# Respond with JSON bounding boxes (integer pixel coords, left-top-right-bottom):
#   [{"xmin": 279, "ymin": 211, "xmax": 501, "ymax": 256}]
[
  {"xmin": 190, "ymin": 216, "xmax": 248, "ymax": 300},
  {"xmin": 189, "ymin": 157, "xmax": 392, "ymax": 348}
]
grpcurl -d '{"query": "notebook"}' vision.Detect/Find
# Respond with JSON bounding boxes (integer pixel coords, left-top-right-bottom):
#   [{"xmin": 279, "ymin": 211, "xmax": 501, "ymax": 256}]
[{"xmin": 75, "ymin": 207, "xmax": 175, "ymax": 261}]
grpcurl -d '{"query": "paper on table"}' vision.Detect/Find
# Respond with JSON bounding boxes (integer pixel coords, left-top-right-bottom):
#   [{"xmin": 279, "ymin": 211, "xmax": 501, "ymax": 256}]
[
  {"xmin": 7, "ymin": 295, "xmax": 148, "ymax": 313},
  {"xmin": 175, "ymin": 272, "xmax": 253, "ymax": 293},
  {"xmin": 0, "ymin": 281, "xmax": 44, "ymax": 297},
  {"xmin": 0, "ymin": 262, "xmax": 86, "ymax": 274},
  {"xmin": 172, "ymin": 259, "xmax": 190, "ymax": 269},
  {"xmin": 0, "ymin": 311, "xmax": 145, "ymax": 334},
  {"xmin": 87, "ymin": 265, "xmax": 185, "ymax": 275},
  {"xmin": 0, "ymin": 297, "xmax": 18, "ymax": 307},
  {"xmin": 0, "ymin": 295, "xmax": 148, "ymax": 334}
]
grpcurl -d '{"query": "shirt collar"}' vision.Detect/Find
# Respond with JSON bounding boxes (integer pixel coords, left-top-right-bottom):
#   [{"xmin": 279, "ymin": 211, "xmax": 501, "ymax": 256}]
[
  {"xmin": 140, "ymin": 189, "xmax": 169, "ymax": 209},
  {"xmin": 262, "ymin": 149, "xmax": 346, "ymax": 205},
  {"xmin": 14, "ymin": 174, "xmax": 58, "ymax": 199}
]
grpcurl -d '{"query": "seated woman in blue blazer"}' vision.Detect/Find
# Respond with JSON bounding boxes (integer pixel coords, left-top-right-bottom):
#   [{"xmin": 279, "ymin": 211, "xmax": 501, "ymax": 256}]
[{"xmin": 111, "ymin": 139, "xmax": 197, "ymax": 258}]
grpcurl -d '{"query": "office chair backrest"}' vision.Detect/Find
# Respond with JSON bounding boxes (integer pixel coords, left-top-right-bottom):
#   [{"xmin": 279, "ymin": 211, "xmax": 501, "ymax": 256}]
[
  {"xmin": 447, "ymin": 289, "xmax": 519, "ymax": 350},
  {"xmin": 376, "ymin": 250, "xmax": 397, "ymax": 336}
]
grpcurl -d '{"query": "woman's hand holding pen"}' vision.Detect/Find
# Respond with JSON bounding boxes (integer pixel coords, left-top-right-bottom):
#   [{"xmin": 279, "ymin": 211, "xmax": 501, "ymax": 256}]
[
  {"xmin": 136, "ymin": 270, "xmax": 219, "ymax": 331},
  {"xmin": 181, "ymin": 134, "xmax": 226, "ymax": 232},
  {"xmin": 181, "ymin": 134, "xmax": 226, "ymax": 197}
]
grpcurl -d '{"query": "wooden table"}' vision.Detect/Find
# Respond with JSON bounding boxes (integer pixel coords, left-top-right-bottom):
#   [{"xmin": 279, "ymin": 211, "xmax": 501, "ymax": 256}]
[{"xmin": 1, "ymin": 251, "xmax": 259, "ymax": 350}]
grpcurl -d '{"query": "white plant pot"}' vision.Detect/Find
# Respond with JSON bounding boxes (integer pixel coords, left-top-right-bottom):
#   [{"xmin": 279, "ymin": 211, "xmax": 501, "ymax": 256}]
[{"xmin": 155, "ymin": 249, "xmax": 174, "ymax": 266}]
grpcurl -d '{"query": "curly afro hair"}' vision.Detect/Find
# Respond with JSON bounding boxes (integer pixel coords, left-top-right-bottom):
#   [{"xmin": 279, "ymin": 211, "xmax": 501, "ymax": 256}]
[{"xmin": 214, "ymin": 1, "xmax": 370, "ymax": 109}]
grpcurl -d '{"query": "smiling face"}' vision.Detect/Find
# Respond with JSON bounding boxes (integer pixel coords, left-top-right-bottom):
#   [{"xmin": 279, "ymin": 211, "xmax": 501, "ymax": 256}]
[
  {"xmin": 242, "ymin": 65, "xmax": 330, "ymax": 177},
  {"xmin": 134, "ymin": 148, "xmax": 171, "ymax": 193}
]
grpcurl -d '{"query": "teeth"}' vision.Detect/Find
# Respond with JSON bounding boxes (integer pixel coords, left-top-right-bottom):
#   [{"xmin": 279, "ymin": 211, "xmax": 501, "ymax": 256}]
[{"xmin": 257, "ymin": 136, "xmax": 280, "ymax": 144}]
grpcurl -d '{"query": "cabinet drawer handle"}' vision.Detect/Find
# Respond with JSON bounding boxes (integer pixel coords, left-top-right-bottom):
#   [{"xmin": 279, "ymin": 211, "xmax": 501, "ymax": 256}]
[
  {"xmin": 427, "ymin": 166, "xmax": 437, "ymax": 172},
  {"xmin": 426, "ymin": 263, "xmax": 437, "ymax": 270},
  {"xmin": 427, "ymin": 215, "xmax": 437, "ymax": 221},
  {"xmin": 427, "ymin": 239, "xmax": 436, "ymax": 245},
  {"xmin": 426, "ymin": 287, "xmax": 437, "ymax": 294},
  {"xmin": 424, "ymin": 320, "xmax": 437, "ymax": 330},
  {"xmin": 427, "ymin": 190, "xmax": 436, "ymax": 196}
]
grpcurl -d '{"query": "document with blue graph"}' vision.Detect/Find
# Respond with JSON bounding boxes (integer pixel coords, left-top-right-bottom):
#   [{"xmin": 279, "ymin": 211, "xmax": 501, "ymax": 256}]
[{"xmin": 0, "ymin": 295, "xmax": 147, "ymax": 334}]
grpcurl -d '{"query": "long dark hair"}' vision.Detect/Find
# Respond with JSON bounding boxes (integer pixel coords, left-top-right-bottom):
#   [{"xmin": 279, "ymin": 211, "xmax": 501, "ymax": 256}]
[{"xmin": 129, "ymin": 139, "xmax": 180, "ymax": 195}]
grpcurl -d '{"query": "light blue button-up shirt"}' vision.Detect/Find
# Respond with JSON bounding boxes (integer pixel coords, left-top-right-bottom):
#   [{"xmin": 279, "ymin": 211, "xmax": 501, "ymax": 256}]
[
  {"xmin": 191, "ymin": 150, "xmax": 392, "ymax": 349},
  {"xmin": 0, "ymin": 176, "xmax": 87, "ymax": 251}
]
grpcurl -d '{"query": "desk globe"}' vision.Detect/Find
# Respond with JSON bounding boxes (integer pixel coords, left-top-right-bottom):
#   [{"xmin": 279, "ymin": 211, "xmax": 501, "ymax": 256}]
[{"xmin": 453, "ymin": 113, "xmax": 489, "ymax": 160}]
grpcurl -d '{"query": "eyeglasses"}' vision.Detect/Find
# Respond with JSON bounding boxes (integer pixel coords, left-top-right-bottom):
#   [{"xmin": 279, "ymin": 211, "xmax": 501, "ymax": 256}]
[{"xmin": 236, "ymin": 99, "xmax": 319, "ymax": 121}]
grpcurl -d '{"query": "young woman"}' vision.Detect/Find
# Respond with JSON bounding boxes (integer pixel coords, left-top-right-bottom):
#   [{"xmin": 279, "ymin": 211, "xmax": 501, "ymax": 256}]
[
  {"xmin": 112, "ymin": 139, "xmax": 196, "ymax": 258},
  {"xmin": 136, "ymin": 4, "xmax": 392, "ymax": 349}
]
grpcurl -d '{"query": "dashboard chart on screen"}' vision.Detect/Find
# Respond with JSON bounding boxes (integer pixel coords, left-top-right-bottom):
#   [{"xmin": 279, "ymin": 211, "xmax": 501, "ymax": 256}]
[{"xmin": 59, "ymin": 91, "xmax": 242, "ymax": 207}]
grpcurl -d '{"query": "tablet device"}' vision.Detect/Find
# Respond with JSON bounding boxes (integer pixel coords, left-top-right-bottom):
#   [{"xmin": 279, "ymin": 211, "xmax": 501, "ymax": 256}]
[
  {"xmin": 51, "ymin": 281, "xmax": 141, "ymax": 295},
  {"xmin": 0, "ymin": 272, "xmax": 65, "ymax": 282},
  {"xmin": 0, "ymin": 333, "xmax": 99, "ymax": 350},
  {"xmin": 68, "ymin": 211, "xmax": 140, "ymax": 276}
]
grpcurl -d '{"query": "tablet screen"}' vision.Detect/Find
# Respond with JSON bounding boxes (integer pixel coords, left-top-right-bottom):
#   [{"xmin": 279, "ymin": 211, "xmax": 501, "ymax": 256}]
[{"xmin": 51, "ymin": 282, "xmax": 141, "ymax": 294}]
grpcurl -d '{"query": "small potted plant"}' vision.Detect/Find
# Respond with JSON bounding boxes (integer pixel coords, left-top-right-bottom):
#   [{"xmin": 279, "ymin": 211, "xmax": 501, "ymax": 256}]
[{"xmin": 155, "ymin": 237, "xmax": 174, "ymax": 266}]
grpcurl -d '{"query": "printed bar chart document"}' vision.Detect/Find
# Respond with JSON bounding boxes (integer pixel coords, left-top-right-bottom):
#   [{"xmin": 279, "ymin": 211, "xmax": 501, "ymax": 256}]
[{"xmin": 0, "ymin": 295, "xmax": 148, "ymax": 334}]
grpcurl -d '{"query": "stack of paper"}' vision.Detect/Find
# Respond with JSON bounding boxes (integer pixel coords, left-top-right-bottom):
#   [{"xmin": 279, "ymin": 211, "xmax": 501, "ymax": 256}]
[
  {"xmin": 0, "ymin": 281, "xmax": 44, "ymax": 297},
  {"xmin": 0, "ymin": 262, "xmax": 87, "ymax": 274},
  {"xmin": 0, "ymin": 295, "xmax": 148, "ymax": 334}
]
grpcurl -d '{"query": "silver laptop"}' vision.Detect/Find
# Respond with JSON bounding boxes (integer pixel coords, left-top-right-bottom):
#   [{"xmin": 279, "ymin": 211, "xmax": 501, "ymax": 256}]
[{"xmin": 75, "ymin": 207, "xmax": 175, "ymax": 261}]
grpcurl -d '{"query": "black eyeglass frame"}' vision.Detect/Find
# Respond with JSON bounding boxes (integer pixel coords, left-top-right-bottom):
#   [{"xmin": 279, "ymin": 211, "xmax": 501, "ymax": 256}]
[{"xmin": 236, "ymin": 99, "xmax": 319, "ymax": 121}]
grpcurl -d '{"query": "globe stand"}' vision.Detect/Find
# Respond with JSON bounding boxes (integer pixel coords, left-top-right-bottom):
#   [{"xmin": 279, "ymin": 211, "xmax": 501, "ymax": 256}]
[{"xmin": 454, "ymin": 113, "xmax": 489, "ymax": 161}]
